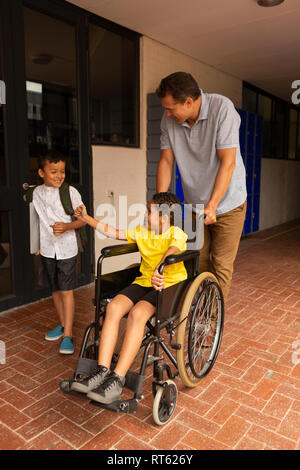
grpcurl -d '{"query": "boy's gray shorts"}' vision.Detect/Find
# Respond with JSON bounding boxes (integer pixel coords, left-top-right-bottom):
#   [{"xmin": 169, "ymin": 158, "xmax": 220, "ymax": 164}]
[{"xmin": 39, "ymin": 255, "xmax": 77, "ymax": 292}]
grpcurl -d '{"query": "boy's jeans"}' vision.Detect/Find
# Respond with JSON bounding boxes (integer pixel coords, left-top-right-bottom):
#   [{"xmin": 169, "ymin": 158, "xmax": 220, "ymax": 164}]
[{"xmin": 199, "ymin": 201, "xmax": 247, "ymax": 301}]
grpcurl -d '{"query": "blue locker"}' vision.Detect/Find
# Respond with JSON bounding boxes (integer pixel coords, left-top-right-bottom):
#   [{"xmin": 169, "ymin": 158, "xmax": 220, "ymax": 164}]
[
  {"xmin": 252, "ymin": 194, "xmax": 260, "ymax": 232},
  {"xmin": 246, "ymin": 113, "xmax": 255, "ymax": 155},
  {"xmin": 255, "ymin": 115, "xmax": 263, "ymax": 156},
  {"xmin": 253, "ymin": 156, "xmax": 261, "ymax": 194},
  {"xmin": 245, "ymin": 155, "xmax": 254, "ymax": 195},
  {"xmin": 175, "ymin": 164, "xmax": 184, "ymax": 203},
  {"xmin": 237, "ymin": 109, "xmax": 262, "ymax": 236},
  {"xmin": 237, "ymin": 109, "xmax": 247, "ymax": 156},
  {"xmin": 244, "ymin": 194, "xmax": 253, "ymax": 235}
]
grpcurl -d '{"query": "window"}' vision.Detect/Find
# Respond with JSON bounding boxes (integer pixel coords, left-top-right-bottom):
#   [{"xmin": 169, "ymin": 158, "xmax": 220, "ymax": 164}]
[
  {"xmin": 297, "ymin": 115, "xmax": 300, "ymax": 160},
  {"xmin": 272, "ymin": 100, "xmax": 288, "ymax": 159},
  {"xmin": 289, "ymin": 109, "xmax": 297, "ymax": 159},
  {"xmin": 243, "ymin": 82, "xmax": 300, "ymax": 160},
  {"xmin": 243, "ymin": 87, "xmax": 257, "ymax": 115},
  {"xmin": 23, "ymin": 7, "xmax": 80, "ymax": 184},
  {"xmin": 89, "ymin": 21, "xmax": 139, "ymax": 147}
]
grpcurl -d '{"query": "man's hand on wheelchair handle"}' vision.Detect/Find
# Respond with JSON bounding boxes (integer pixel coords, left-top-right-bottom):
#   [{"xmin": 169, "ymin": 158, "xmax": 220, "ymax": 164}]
[
  {"xmin": 152, "ymin": 267, "xmax": 165, "ymax": 291},
  {"xmin": 203, "ymin": 203, "xmax": 216, "ymax": 225}
]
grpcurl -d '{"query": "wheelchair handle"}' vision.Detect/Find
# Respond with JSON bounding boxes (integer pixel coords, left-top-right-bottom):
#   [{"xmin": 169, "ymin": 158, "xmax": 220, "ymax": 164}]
[
  {"xmin": 158, "ymin": 249, "xmax": 200, "ymax": 275},
  {"xmin": 100, "ymin": 242, "xmax": 139, "ymax": 258}
]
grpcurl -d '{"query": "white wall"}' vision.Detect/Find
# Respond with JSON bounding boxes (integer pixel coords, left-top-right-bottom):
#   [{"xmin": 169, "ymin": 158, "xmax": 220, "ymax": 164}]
[
  {"xmin": 92, "ymin": 146, "xmax": 144, "ymax": 273},
  {"xmin": 259, "ymin": 158, "xmax": 300, "ymax": 230}
]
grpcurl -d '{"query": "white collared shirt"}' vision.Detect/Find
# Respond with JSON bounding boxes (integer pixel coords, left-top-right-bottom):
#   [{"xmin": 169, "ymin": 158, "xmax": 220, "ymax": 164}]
[{"xmin": 32, "ymin": 184, "xmax": 83, "ymax": 260}]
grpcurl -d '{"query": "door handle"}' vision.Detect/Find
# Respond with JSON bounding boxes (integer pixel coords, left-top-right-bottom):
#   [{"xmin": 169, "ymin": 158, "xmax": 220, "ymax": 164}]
[{"xmin": 22, "ymin": 183, "xmax": 35, "ymax": 190}]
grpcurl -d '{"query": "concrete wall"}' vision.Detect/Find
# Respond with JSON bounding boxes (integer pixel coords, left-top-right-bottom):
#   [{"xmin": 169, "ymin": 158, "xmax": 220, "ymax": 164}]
[
  {"xmin": 259, "ymin": 158, "xmax": 300, "ymax": 230},
  {"xmin": 91, "ymin": 36, "xmax": 244, "ymax": 272}
]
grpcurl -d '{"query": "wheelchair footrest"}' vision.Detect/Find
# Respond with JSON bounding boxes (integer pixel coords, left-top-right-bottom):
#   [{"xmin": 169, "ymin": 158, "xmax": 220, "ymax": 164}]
[
  {"xmin": 59, "ymin": 379, "xmax": 87, "ymax": 398},
  {"xmin": 90, "ymin": 398, "xmax": 139, "ymax": 414},
  {"xmin": 125, "ymin": 369, "xmax": 144, "ymax": 395}
]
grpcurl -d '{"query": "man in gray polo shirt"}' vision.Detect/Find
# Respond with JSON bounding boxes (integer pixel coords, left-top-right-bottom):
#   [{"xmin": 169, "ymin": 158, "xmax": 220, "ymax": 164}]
[{"xmin": 156, "ymin": 72, "xmax": 247, "ymax": 300}]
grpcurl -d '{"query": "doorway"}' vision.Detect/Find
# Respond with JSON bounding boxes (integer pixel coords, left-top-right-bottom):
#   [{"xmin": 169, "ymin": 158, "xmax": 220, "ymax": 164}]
[{"xmin": 0, "ymin": 0, "xmax": 93, "ymax": 312}]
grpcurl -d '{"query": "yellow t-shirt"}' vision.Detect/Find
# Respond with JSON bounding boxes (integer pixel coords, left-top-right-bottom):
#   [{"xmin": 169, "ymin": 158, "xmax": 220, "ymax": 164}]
[{"xmin": 126, "ymin": 225, "xmax": 188, "ymax": 288}]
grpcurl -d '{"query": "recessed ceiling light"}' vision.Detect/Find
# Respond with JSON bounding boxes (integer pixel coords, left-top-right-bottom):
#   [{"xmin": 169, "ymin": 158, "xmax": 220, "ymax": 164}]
[{"xmin": 257, "ymin": 0, "xmax": 285, "ymax": 6}]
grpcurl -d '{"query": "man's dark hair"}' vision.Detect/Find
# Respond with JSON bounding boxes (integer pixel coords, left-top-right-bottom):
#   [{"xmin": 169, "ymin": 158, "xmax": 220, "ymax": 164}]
[
  {"xmin": 151, "ymin": 192, "xmax": 182, "ymax": 226},
  {"xmin": 156, "ymin": 72, "xmax": 200, "ymax": 104},
  {"xmin": 38, "ymin": 150, "xmax": 66, "ymax": 170}
]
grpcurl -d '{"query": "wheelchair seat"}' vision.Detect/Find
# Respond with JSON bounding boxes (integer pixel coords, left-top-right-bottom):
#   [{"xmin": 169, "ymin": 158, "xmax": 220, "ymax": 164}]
[{"xmin": 100, "ymin": 264, "xmax": 141, "ymax": 300}]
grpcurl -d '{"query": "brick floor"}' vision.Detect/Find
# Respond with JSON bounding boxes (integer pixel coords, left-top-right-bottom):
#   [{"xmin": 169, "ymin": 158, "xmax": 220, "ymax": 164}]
[{"xmin": 1, "ymin": 220, "xmax": 300, "ymax": 450}]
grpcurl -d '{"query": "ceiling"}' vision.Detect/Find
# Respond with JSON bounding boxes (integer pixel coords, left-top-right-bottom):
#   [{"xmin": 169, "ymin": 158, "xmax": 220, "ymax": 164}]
[{"xmin": 66, "ymin": 0, "xmax": 300, "ymax": 103}]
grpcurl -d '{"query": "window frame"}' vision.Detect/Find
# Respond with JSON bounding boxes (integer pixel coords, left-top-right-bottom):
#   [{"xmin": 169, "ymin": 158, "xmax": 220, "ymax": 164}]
[
  {"xmin": 24, "ymin": 0, "xmax": 141, "ymax": 149},
  {"xmin": 243, "ymin": 81, "xmax": 300, "ymax": 161},
  {"xmin": 87, "ymin": 12, "xmax": 141, "ymax": 149}
]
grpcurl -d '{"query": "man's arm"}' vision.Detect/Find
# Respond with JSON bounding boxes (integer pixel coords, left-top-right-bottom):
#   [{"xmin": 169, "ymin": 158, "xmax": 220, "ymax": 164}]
[
  {"xmin": 156, "ymin": 148, "xmax": 175, "ymax": 193},
  {"xmin": 204, "ymin": 147, "xmax": 236, "ymax": 225}
]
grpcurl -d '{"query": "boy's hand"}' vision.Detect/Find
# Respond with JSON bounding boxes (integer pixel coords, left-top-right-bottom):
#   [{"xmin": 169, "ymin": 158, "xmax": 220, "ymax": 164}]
[
  {"xmin": 50, "ymin": 222, "xmax": 68, "ymax": 236},
  {"xmin": 151, "ymin": 267, "xmax": 165, "ymax": 291},
  {"xmin": 74, "ymin": 204, "xmax": 87, "ymax": 221},
  {"xmin": 35, "ymin": 250, "xmax": 40, "ymax": 256}
]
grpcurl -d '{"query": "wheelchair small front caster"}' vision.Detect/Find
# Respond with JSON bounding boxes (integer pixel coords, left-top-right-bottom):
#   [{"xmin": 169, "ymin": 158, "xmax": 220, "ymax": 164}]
[{"xmin": 152, "ymin": 379, "xmax": 177, "ymax": 426}]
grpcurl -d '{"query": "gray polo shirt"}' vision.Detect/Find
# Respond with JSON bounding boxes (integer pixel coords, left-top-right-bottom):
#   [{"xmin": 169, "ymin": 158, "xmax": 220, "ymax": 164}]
[{"xmin": 160, "ymin": 89, "xmax": 247, "ymax": 215}]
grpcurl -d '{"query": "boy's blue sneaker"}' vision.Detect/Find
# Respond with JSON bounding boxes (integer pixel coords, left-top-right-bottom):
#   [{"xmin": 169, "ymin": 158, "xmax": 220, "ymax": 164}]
[
  {"xmin": 45, "ymin": 325, "xmax": 64, "ymax": 341},
  {"xmin": 59, "ymin": 336, "xmax": 74, "ymax": 355}
]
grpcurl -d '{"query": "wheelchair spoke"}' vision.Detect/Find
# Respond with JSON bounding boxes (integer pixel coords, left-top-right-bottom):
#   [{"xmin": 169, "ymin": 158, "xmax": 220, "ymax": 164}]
[
  {"xmin": 176, "ymin": 273, "xmax": 224, "ymax": 387},
  {"xmin": 188, "ymin": 281, "xmax": 222, "ymax": 377}
]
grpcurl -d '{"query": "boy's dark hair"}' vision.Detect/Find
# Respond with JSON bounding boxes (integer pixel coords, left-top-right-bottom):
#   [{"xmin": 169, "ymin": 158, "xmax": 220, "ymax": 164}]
[
  {"xmin": 156, "ymin": 72, "xmax": 200, "ymax": 104},
  {"xmin": 151, "ymin": 192, "xmax": 182, "ymax": 226},
  {"xmin": 38, "ymin": 150, "xmax": 66, "ymax": 170}
]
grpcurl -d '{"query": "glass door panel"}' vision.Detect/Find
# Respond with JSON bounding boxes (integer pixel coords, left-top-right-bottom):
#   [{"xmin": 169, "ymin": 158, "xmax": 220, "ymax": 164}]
[
  {"xmin": 0, "ymin": 48, "xmax": 7, "ymax": 186},
  {"xmin": 24, "ymin": 7, "xmax": 80, "ymax": 186},
  {"xmin": 0, "ymin": 211, "xmax": 12, "ymax": 298},
  {"xmin": 23, "ymin": 7, "xmax": 84, "ymax": 288}
]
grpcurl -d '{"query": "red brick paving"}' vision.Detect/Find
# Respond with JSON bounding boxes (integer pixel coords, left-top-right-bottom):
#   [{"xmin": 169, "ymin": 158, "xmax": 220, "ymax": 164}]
[{"xmin": 0, "ymin": 220, "xmax": 300, "ymax": 450}]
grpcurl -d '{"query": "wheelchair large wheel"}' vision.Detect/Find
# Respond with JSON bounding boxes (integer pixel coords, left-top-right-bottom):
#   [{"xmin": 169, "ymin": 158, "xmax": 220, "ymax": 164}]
[{"xmin": 176, "ymin": 272, "xmax": 224, "ymax": 387}]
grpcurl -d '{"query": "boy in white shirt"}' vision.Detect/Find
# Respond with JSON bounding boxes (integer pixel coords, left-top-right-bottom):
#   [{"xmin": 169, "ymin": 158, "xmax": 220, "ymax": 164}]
[{"xmin": 32, "ymin": 152, "xmax": 86, "ymax": 354}]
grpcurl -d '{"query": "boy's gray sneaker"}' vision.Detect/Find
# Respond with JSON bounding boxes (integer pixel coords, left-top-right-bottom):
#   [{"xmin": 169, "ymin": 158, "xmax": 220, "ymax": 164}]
[
  {"xmin": 87, "ymin": 372, "xmax": 125, "ymax": 404},
  {"xmin": 70, "ymin": 365, "xmax": 110, "ymax": 393}
]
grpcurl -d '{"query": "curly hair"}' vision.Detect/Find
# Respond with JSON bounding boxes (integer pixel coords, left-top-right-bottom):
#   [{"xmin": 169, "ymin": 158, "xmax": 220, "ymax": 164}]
[
  {"xmin": 150, "ymin": 192, "xmax": 182, "ymax": 226},
  {"xmin": 38, "ymin": 150, "xmax": 66, "ymax": 170}
]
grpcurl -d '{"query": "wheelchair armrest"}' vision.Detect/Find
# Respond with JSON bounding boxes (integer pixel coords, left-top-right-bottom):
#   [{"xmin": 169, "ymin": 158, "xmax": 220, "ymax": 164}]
[
  {"xmin": 101, "ymin": 242, "xmax": 139, "ymax": 258},
  {"xmin": 158, "ymin": 250, "xmax": 200, "ymax": 275}
]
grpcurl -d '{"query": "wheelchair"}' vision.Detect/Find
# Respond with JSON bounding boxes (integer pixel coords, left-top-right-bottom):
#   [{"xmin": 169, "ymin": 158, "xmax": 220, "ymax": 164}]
[{"xmin": 60, "ymin": 234, "xmax": 224, "ymax": 425}]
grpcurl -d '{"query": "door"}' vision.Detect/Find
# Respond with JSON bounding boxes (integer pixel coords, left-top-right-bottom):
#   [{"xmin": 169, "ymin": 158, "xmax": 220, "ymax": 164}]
[{"xmin": 0, "ymin": 0, "xmax": 93, "ymax": 312}]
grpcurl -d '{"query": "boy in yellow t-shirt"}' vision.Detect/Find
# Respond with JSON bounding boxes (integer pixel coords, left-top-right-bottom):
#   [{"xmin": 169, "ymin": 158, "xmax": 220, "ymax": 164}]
[{"xmin": 71, "ymin": 192, "xmax": 187, "ymax": 404}]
